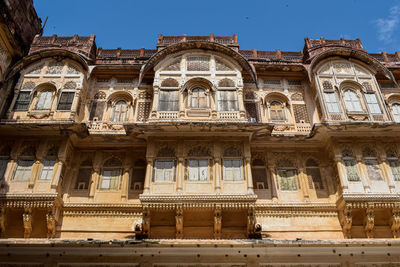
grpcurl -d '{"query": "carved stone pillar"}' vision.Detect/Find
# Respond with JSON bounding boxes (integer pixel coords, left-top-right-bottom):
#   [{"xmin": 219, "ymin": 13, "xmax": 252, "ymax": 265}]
[
  {"xmin": 268, "ymin": 165, "xmax": 278, "ymax": 202},
  {"xmin": 237, "ymin": 88, "xmax": 246, "ymax": 119},
  {"xmin": 391, "ymin": 206, "xmax": 400, "ymax": 238},
  {"xmin": 320, "ymin": 165, "xmax": 336, "ymax": 201},
  {"xmin": 356, "ymin": 155, "xmax": 370, "ymax": 192},
  {"xmin": 245, "ymin": 157, "xmax": 254, "ymax": 194},
  {"xmin": 175, "ymin": 206, "xmax": 183, "ymax": 238},
  {"xmin": 214, "ymin": 157, "xmax": 221, "ymax": 194},
  {"xmin": 46, "ymin": 211, "xmax": 56, "ymax": 238},
  {"xmin": 176, "ymin": 158, "xmax": 184, "ymax": 193},
  {"xmin": 298, "ymin": 167, "xmax": 310, "ymax": 201},
  {"xmin": 214, "ymin": 205, "xmax": 222, "ymax": 239},
  {"xmin": 150, "ymin": 87, "xmax": 159, "ymax": 119},
  {"xmin": 178, "ymin": 90, "xmax": 185, "ymax": 118},
  {"xmin": 143, "ymin": 158, "xmax": 154, "ymax": 194},
  {"xmin": 341, "ymin": 206, "xmax": 352, "ymax": 238},
  {"xmin": 51, "ymin": 160, "xmax": 64, "ymax": 189},
  {"xmin": 0, "ymin": 207, "xmax": 6, "ymax": 236},
  {"xmin": 29, "ymin": 159, "xmax": 42, "ymax": 189},
  {"xmin": 247, "ymin": 207, "xmax": 256, "ymax": 237},
  {"xmin": 69, "ymin": 91, "xmax": 81, "ymax": 120},
  {"xmin": 23, "ymin": 208, "xmax": 32, "ymax": 238},
  {"xmin": 334, "ymin": 155, "xmax": 349, "ymax": 192},
  {"xmin": 121, "ymin": 166, "xmax": 130, "ymax": 200},
  {"xmin": 89, "ymin": 167, "xmax": 99, "ymax": 199},
  {"xmin": 364, "ymin": 205, "xmax": 375, "ymax": 238},
  {"xmin": 380, "ymin": 155, "xmax": 396, "ymax": 193},
  {"xmin": 142, "ymin": 207, "xmax": 150, "ymax": 238}
]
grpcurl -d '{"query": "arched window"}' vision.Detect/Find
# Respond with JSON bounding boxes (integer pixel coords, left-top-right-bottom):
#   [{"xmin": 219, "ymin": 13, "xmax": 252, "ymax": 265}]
[
  {"xmin": 35, "ymin": 90, "xmax": 53, "ymax": 110},
  {"xmin": 159, "ymin": 79, "xmax": 179, "ymax": 111},
  {"xmin": 276, "ymin": 159, "xmax": 298, "ymax": 191},
  {"xmin": 387, "ymin": 150, "xmax": 400, "ymax": 181},
  {"xmin": 392, "ymin": 103, "xmax": 400, "ymax": 122},
  {"xmin": 342, "ymin": 150, "xmax": 360, "ymax": 181},
  {"xmin": 343, "ymin": 90, "xmax": 362, "ymax": 112},
  {"xmin": 269, "ymin": 101, "xmax": 285, "ymax": 121},
  {"xmin": 305, "ymin": 159, "xmax": 324, "ymax": 190},
  {"xmin": 38, "ymin": 146, "xmax": 58, "ymax": 180},
  {"xmin": 112, "ymin": 100, "xmax": 128, "ymax": 122},
  {"xmin": 190, "ymin": 88, "xmax": 207, "ymax": 108},
  {"xmin": 362, "ymin": 147, "xmax": 382, "ymax": 181},
  {"xmin": 100, "ymin": 157, "xmax": 122, "ymax": 190},
  {"xmin": 75, "ymin": 158, "xmax": 92, "ymax": 190},
  {"xmin": 217, "ymin": 79, "xmax": 237, "ymax": 111}
]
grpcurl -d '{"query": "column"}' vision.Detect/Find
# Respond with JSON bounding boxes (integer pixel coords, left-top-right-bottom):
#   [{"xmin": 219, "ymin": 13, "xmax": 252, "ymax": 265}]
[
  {"xmin": 245, "ymin": 157, "xmax": 254, "ymax": 194},
  {"xmin": 268, "ymin": 165, "xmax": 278, "ymax": 202},
  {"xmin": 334, "ymin": 155, "xmax": 349, "ymax": 192},
  {"xmin": 214, "ymin": 157, "xmax": 221, "ymax": 194},
  {"xmin": 176, "ymin": 158, "xmax": 184, "ymax": 193},
  {"xmin": 121, "ymin": 166, "xmax": 130, "ymax": 200},
  {"xmin": 178, "ymin": 90, "xmax": 185, "ymax": 118},
  {"xmin": 356, "ymin": 155, "xmax": 370, "ymax": 192},
  {"xmin": 150, "ymin": 87, "xmax": 159, "ymax": 119},
  {"xmin": 51, "ymin": 160, "xmax": 64, "ymax": 189},
  {"xmin": 298, "ymin": 167, "xmax": 310, "ymax": 201},
  {"xmin": 70, "ymin": 91, "xmax": 81, "ymax": 120},
  {"xmin": 143, "ymin": 157, "xmax": 154, "ymax": 194},
  {"xmin": 28, "ymin": 159, "xmax": 41, "ymax": 189},
  {"xmin": 237, "ymin": 88, "xmax": 246, "ymax": 119},
  {"xmin": 379, "ymin": 155, "xmax": 396, "ymax": 193},
  {"xmin": 23, "ymin": 208, "xmax": 32, "ymax": 238},
  {"xmin": 320, "ymin": 165, "xmax": 336, "ymax": 201}
]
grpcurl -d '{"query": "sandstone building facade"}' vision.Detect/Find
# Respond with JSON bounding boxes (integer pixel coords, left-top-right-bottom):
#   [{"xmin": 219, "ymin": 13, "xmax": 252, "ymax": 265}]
[{"xmin": 1, "ymin": 3, "xmax": 400, "ymax": 265}]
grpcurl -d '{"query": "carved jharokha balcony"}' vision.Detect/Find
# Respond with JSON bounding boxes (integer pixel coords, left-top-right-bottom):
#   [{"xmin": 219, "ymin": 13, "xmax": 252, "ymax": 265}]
[{"xmin": 151, "ymin": 110, "xmax": 246, "ymax": 122}]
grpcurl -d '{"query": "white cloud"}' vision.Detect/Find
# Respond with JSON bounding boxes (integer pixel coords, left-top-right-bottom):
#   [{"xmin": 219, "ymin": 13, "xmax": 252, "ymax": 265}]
[{"xmin": 375, "ymin": 5, "xmax": 400, "ymax": 43}]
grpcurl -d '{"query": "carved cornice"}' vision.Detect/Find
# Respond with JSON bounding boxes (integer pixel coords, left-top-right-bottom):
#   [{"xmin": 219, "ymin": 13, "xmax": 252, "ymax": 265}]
[
  {"xmin": 0, "ymin": 193, "xmax": 61, "ymax": 208},
  {"xmin": 140, "ymin": 194, "xmax": 257, "ymax": 203},
  {"xmin": 63, "ymin": 210, "xmax": 142, "ymax": 217}
]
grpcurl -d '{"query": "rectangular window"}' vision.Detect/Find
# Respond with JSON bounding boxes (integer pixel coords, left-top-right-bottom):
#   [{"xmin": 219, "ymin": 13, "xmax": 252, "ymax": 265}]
[
  {"xmin": 38, "ymin": 159, "xmax": 56, "ymax": 180},
  {"xmin": 100, "ymin": 168, "xmax": 120, "ymax": 190},
  {"xmin": 365, "ymin": 93, "xmax": 382, "ymax": 114},
  {"xmin": 0, "ymin": 159, "xmax": 8, "ymax": 180},
  {"xmin": 75, "ymin": 168, "xmax": 92, "ymax": 190},
  {"xmin": 159, "ymin": 90, "xmax": 179, "ymax": 111},
  {"xmin": 188, "ymin": 159, "xmax": 208, "ymax": 181},
  {"xmin": 131, "ymin": 167, "xmax": 146, "ymax": 189},
  {"xmin": 277, "ymin": 169, "xmax": 298, "ymax": 191},
  {"xmin": 13, "ymin": 159, "xmax": 34, "ymax": 181},
  {"xmin": 154, "ymin": 159, "xmax": 175, "ymax": 182},
  {"xmin": 323, "ymin": 92, "xmax": 341, "ymax": 113},
  {"xmin": 57, "ymin": 92, "xmax": 75, "ymax": 111},
  {"xmin": 343, "ymin": 159, "xmax": 360, "ymax": 181},
  {"xmin": 389, "ymin": 159, "xmax": 400, "ymax": 181},
  {"xmin": 217, "ymin": 90, "xmax": 238, "ymax": 111},
  {"xmin": 13, "ymin": 91, "xmax": 31, "ymax": 111},
  {"xmin": 251, "ymin": 168, "xmax": 268, "ymax": 189},
  {"xmin": 223, "ymin": 158, "xmax": 243, "ymax": 181}
]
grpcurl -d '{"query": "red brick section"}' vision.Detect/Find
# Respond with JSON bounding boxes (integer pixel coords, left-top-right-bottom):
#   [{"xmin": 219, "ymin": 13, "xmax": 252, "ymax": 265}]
[{"xmin": 28, "ymin": 35, "xmax": 400, "ymax": 67}]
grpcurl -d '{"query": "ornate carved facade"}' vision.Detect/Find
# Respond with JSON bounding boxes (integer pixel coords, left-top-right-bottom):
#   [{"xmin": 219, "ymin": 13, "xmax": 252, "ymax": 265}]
[{"xmin": 1, "ymin": 20, "xmax": 400, "ymax": 265}]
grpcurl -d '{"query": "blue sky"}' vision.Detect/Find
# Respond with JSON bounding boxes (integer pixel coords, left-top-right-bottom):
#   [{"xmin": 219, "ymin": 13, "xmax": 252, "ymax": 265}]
[{"xmin": 34, "ymin": 0, "xmax": 400, "ymax": 53}]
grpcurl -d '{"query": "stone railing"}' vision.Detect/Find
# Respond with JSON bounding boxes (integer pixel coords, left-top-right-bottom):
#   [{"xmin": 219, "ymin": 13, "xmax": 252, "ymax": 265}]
[
  {"xmin": 158, "ymin": 111, "xmax": 179, "ymax": 119},
  {"xmin": 218, "ymin": 111, "xmax": 240, "ymax": 120},
  {"xmin": 295, "ymin": 123, "xmax": 312, "ymax": 134}
]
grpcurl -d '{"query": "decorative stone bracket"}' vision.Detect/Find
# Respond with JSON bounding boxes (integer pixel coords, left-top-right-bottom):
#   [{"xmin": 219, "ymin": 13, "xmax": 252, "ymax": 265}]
[
  {"xmin": 23, "ymin": 208, "xmax": 32, "ymax": 238},
  {"xmin": 364, "ymin": 206, "xmax": 375, "ymax": 238},
  {"xmin": 391, "ymin": 207, "xmax": 400, "ymax": 238},
  {"xmin": 340, "ymin": 206, "xmax": 352, "ymax": 238}
]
